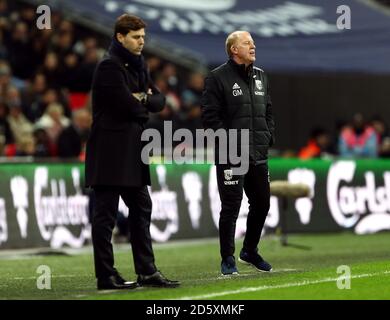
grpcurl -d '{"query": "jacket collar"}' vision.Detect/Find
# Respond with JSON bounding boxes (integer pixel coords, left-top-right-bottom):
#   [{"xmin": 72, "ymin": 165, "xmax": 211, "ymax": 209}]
[
  {"xmin": 108, "ymin": 36, "xmax": 147, "ymax": 91},
  {"xmin": 228, "ymin": 59, "xmax": 253, "ymax": 81},
  {"xmin": 108, "ymin": 36, "xmax": 145, "ymax": 72}
]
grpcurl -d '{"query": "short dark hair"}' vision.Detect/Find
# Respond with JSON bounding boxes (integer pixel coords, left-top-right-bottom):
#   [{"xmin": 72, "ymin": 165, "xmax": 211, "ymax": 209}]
[{"xmin": 114, "ymin": 14, "xmax": 146, "ymax": 38}]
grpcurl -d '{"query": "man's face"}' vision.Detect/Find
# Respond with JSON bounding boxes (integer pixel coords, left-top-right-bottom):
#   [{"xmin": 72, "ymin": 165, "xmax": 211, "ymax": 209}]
[
  {"xmin": 117, "ymin": 28, "xmax": 145, "ymax": 55},
  {"xmin": 232, "ymin": 32, "xmax": 256, "ymax": 65}
]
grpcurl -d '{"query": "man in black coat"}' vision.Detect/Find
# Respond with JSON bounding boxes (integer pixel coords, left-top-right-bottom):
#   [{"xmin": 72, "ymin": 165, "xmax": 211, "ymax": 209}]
[
  {"xmin": 85, "ymin": 14, "xmax": 179, "ymax": 290},
  {"xmin": 201, "ymin": 31, "xmax": 275, "ymax": 276}
]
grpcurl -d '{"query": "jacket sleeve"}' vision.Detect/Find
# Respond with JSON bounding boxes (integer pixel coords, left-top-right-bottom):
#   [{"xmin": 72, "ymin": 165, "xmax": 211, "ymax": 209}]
[
  {"xmin": 145, "ymin": 82, "xmax": 165, "ymax": 113},
  {"xmin": 201, "ymin": 73, "xmax": 226, "ymax": 130},
  {"xmin": 93, "ymin": 59, "xmax": 148, "ymax": 119},
  {"xmin": 265, "ymin": 74, "xmax": 275, "ymax": 146}
]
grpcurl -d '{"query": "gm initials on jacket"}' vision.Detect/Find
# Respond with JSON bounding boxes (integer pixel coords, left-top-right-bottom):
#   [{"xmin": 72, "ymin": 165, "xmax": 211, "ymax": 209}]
[
  {"xmin": 232, "ymin": 82, "xmax": 243, "ymax": 96},
  {"xmin": 231, "ymin": 76, "xmax": 265, "ymax": 98}
]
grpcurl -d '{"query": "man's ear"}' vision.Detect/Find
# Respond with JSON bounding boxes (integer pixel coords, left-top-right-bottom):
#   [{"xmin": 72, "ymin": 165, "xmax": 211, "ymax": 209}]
[
  {"xmin": 116, "ymin": 33, "xmax": 124, "ymax": 44},
  {"xmin": 231, "ymin": 45, "xmax": 237, "ymax": 55}
]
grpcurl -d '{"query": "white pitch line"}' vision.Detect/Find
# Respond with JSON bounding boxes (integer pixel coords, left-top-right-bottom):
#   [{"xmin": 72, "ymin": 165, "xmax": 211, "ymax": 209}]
[
  {"xmin": 12, "ymin": 275, "xmax": 79, "ymax": 280},
  {"xmin": 176, "ymin": 270, "xmax": 390, "ymax": 300},
  {"xmin": 189, "ymin": 269, "xmax": 299, "ymax": 282}
]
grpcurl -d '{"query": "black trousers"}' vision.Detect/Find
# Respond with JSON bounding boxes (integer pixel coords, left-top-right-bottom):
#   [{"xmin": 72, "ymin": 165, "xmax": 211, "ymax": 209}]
[
  {"xmin": 216, "ymin": 163, "xmax": 270, "ymax": 259},
  {"xmin": 91, "ymin": 185, "xmax": 157, "ymax": 279}
]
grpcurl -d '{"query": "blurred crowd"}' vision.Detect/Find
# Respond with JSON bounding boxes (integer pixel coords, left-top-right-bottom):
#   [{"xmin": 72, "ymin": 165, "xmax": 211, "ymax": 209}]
[
  {"xmin": 297, "ymin": 113, "xmax": 390, "ymax": 159},
  {"xmin": 0, "ymin": 1, "xmax": 204, "ymax": 159},
  {"xmin": 0, "ymin": 1, "xmax": 389, "ymax": 160}
]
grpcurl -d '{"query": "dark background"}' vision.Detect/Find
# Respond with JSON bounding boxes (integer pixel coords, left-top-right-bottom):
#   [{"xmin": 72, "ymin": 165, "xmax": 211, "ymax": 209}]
[{"xmin": 269, "ymin": 72, "xmax": 390, "ymax": 151}]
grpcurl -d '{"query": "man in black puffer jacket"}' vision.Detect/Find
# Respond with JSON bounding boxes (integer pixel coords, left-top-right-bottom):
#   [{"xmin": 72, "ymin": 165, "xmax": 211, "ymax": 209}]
[{"xmin": 201, "ymin": 30, "xmax": 275, "ymax": 276}]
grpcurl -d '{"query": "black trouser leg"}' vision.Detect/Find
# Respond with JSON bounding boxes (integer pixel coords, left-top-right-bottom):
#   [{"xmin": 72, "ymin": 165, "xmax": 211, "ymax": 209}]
[
  {"xmin": 91, "ymin": 186, "xmax": 120, "ymax": 279},
  {"xmin": 121, "ymin": 186, "xmax": 156, "ymax": 276},
  {"xmin": 216, "ymin": 165, "xmax": 244, "ymax": 259},
  {"xmin": 243, "ymin": 164, "xmax": 270, "ymax": 253}
]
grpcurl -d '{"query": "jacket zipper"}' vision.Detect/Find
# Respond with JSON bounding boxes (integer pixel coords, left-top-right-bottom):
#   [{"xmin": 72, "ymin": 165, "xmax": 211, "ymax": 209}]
[{"xmin": 248, "ymin": 69, "xmax": 255, "ymax": 159}]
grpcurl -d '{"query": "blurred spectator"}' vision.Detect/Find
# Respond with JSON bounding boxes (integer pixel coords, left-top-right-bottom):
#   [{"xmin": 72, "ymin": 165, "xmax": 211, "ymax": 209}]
[
  {"xmin": 6, "ymin": 86, "xmax": 34, "ymax": 151},
  {"xmin": 299, "ymin": 127, "xmax": 334, "ymax": 159},
  {"xmin": 61, "ymin": 52, "xmax": 82, "ymax": 91},
  {"xmin": 0, "ymin": 100, "xmax": 14, "ymax": 155},
  {"xmin": 57, "ymin": 108, "xmax": 91, "ymax": 158},
  {"xmin": 4, "ymin": 21, "xmax": 36, "ymax": 79},
  {"xmin": 51, "ymin": 22, "xmax": 75, "ymax": 61},
  {"xmin": 0, "ymin": 21, "xmax": 8, "ymax": 59},
  {"xmin": 21, "ymin": 72, "xmax": 47, "ymax": 120},
  {"xmin": 0, "ymin": 0, "xmax": 9, "ymax": 19},
  {"xmin": 147, "ymin": 75, "xmax": 182, "ymax": 150},
  {"xmin": 35, "ymin": 102, "xmax": 70, "ymax": 144},
  {"xmin": 28, "ymin": 88, "xmax": 70, "ymax": 122},
  {"xmin": 76, "ymin": 46, "xmax": 99, "ymax": 92},
  {"xmin": 339, "ymin": 113, "xmax": 378, "ymax": 158},
  {"xmin": 62, "ymin": 49, "xmax": 95, "ymax": 109},
  {"xmin": 59, "ymin": 20, "xmax": 75, "ymax": 34},
  {"xmin": 380, "ymin": 137, "xmax": 390, "ymax": 157},
  {"xmin": 30, "ymin": 30, "xmax": 52, "ymax": 65},
  {"xmin": 39, "ymin": 51, "xmax": 62, "ymax": 88},
  {"xmin": 154, "ymin": 74, "xmax": 181, "ymax": 115},
  {"xmin": 371, "ymin": 116, "xmax": 388, "ymax": 142},
  {"xmin": 371, "ymin": 115, "xmax": 390, "ymax": 158},
  {"xmin": 15, "ymin": 134, "xmax": 35, "ymax": 156},
  {"xmin": 146, "ymin": 56, "xmax": 162, "ymax": 80},
  {"xmin": 161, "ymin": 63, "xmax": 180, "ymax": 93},
  {"xmin": 49, "ymin": 10, "xmax": 63, "ymax": 31},
  {"xmin": 0, "ymin": 60, "xmax": 11, "ymax": 93},
  {"xmin": 180, "ymin": 72, "xmax": 204, "ymax": 131},
  {"xmin": 73, "ymin": 36, "xmax": 104, "ymax": 60},
  {"xmin": 33, "ymin": 127, "xmax": 54, "ymax": 157},
  {"xmin": 332, "ymin": 119, "xmax": 349, "ymax": 155},
  {"xmin": 18, "ymin": 5, "xmax": 36, "ymax": 28},
  {"xmin": 281, "ymin": 149, "xmax": 297, "ymax": 158}
]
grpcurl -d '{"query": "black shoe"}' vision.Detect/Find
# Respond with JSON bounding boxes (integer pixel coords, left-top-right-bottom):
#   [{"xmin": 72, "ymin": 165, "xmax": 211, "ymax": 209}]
[
  {"xmin": 97, "ymin": 274, "xmax": 138, "ymax": 290},
  {"xmin": 137, "ymin": 271, "xmax": 180, "ymax": 288},
  {"xmin": 238, "ymin": 249, "xmax": 272, "ymax": 272},
  {"xmin": 221, "ymin": 256, "xmax": 239, "ymax": 276},
  {"xmin": 113, "ymin": 273, "xmax": 128, "ymax": 284}
]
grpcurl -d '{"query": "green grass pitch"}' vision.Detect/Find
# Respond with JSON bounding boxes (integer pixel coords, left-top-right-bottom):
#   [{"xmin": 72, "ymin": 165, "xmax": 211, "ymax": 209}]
[{"xmin": 0, "ymin": 232, "xmax": 389, "ymax": 300}]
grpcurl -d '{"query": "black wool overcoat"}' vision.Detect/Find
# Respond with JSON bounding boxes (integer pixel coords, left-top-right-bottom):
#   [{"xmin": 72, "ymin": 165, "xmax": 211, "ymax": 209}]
[{"xmin": 85, "ymin": 47, "xmax": 164, "ymax": 187}]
